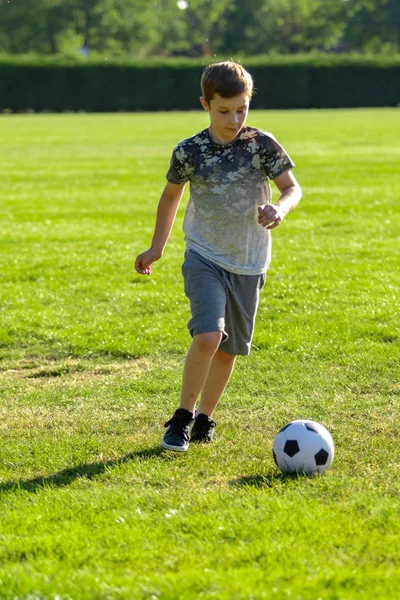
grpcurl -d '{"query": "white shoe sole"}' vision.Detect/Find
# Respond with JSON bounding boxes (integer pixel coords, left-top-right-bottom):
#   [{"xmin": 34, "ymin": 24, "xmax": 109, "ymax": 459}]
[{"xmin": 161, "ymin": 439, "xmax": 189, "ymax": 452}]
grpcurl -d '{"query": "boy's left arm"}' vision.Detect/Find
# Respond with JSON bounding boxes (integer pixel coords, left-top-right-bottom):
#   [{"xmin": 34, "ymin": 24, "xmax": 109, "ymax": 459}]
[{"xmin": 258, "ymin": 170, "xmax": 302, "ymax": 230}]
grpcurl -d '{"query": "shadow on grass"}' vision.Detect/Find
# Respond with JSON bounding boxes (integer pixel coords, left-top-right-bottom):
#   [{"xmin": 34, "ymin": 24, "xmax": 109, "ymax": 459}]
[
  {"xmin": 0, "ymin": 446, "xmax": 165, "ymax": 494},
  {"xmin": 229, "ymin": 473, "xmax": 310, "ymax": 488}
]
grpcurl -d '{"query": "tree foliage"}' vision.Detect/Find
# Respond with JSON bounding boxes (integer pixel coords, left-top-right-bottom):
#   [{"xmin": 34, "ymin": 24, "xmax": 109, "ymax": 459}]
[{"xmin": 0, "ymin": 0, "xmax": 398, "ymax": 55}]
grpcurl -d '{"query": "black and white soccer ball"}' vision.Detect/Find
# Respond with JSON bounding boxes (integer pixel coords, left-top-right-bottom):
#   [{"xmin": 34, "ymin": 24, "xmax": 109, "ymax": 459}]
[{"xmin": 273, "ymin": 420, "xmax": 334, "ymax": 475}]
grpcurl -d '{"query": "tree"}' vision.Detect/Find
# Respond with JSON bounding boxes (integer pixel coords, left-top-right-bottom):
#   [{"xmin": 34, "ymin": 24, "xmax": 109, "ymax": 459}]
[
  {"xmin": 343, "ymin": 0, "xmax": 400, "ymax": 52},
  {"xmin": 0, "ymin": 0, "xmax": 70, "ymax": 53},
  {"xmin": 153, "ymin": 0, "xmax": 232, "ymax": 57},
  {"xmin": 95, "ymin": 0, "xmax": 161, "ymax": 54},
  {"xmin": 0, "ymin": 0, "xmax": 398, "ymax": 56},
  {"xmin": 216, "ymin": 0, "xmax": 347, "ymax": 55}
]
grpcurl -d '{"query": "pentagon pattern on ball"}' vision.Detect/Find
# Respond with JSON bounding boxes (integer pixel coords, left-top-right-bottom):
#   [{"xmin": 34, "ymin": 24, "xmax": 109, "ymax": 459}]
[
  {"xmin": 278, "ymin": 423, "xmax": 292, "ymax": 433},
  {"xmin": 315, "ymin": 448, "xmax": 329, "ymax": 466},
  {"xmin": 283, "ymin": 440, "xmax": 300, "ymax": 457},
  {"xmin": 305, "ymin": 422, "xmax": 319, "ymax": 433}
]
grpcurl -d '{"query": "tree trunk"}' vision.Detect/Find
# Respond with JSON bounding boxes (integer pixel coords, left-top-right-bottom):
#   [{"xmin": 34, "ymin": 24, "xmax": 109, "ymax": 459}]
[
  {"xmin": 83, "ymin": 9, "xmax": 92, "ymax": 48},
  {"xmin": 50, "ymin": 35, "xmax": 58, "ymax": 54}
]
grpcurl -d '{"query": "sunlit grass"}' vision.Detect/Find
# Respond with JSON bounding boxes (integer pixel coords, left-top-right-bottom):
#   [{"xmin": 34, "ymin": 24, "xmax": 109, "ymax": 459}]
[{"xmin": 0, "ymin": 109, "xmax": 399, "ymax": 599}]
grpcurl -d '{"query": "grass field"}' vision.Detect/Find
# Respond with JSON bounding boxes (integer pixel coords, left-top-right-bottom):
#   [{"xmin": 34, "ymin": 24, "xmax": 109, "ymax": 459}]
[{"xmin": 0, "ymin": 108, "xmax": 399, "ymax": 600}]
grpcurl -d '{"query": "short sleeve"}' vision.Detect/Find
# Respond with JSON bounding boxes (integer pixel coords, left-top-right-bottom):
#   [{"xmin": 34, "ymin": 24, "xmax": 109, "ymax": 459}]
[
  {"xmin": 260, "ymin": 132, "xmax": 295, "ymax": 180},
  {"xmin": 166, "ymin": 144, "xmax": 191, "ymax": 184}
]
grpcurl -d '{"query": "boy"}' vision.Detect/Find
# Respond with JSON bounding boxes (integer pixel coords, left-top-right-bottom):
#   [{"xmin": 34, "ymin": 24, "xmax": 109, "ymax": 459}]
[{"xmin": 135, "ymin": 61, "xmax": 301, "ymax": 452}]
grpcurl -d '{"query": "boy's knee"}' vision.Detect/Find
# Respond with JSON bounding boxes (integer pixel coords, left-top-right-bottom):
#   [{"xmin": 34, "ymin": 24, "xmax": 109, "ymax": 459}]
[
  {"xmin": 217, "ymin": 349, "xmax": 237, "ymax": 364},
  {"xmin": 193, "ymin": 332, "xmax": 223, "ymax": 355}
]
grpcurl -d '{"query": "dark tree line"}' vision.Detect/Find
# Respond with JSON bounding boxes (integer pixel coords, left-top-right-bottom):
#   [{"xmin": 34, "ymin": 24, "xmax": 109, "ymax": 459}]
[{"xmin": 0, "ymin": 0, "xmax": 399, "ymax": 56}]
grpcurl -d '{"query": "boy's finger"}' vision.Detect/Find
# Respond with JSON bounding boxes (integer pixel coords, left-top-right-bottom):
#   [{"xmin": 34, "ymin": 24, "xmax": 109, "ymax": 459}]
[
  {"xmin": 267, "ymin": 223, "xmax": 280, "ymax": 230},
  {"xmin": 134, "ymin": 258, "xmax": 142, "ymax": 271},
  {"xmin": 135, "ymin": 258, "xmax": 148, "ymax": 274}
]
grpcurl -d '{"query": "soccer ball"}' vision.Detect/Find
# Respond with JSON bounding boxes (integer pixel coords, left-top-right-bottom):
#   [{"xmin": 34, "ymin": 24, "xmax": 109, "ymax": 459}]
[{"xmin": 272, "ymin": 420, "xmax": 334, "ymax": 475}]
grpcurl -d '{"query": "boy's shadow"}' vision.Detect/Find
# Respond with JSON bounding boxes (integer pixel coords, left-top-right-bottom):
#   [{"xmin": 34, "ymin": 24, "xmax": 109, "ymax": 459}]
[
  {"xmin": 0, "ymin": 446, "xmax": 164, "ymax": 494},
  {"xmin": 0, "ymin": 451, "xmax": 309, "ymax": 494},
  {"xmin": 229, "ymin": 473, "xmax": 308, "ymax": 488}
]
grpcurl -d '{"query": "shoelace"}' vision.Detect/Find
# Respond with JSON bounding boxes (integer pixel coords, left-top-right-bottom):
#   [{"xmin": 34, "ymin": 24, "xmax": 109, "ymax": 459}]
[
  {"xmin": 164, "ymin": 417, "xmax": 191, "ymax": 440},
  {"xmin": 194, "ymin": 418, "xmax": 216, "ymax": 433}
]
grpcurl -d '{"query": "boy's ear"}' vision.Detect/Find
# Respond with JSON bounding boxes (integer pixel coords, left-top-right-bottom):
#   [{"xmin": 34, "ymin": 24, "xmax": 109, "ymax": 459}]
[{"xmin": 200, "ymin": 96, "xmax": 210, "ymax": 112}]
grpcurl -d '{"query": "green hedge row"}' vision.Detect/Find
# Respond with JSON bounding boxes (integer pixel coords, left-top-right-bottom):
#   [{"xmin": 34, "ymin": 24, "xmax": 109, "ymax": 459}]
[{"xmin": 1, "ymin": 55, "xmax": 399, "ymax": 111}]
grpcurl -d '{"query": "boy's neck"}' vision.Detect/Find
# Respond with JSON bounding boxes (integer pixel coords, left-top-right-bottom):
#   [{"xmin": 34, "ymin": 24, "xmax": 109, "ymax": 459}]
[{"xmin": 208, "ymin": 125, "xmax": 243, "ymax": 146}]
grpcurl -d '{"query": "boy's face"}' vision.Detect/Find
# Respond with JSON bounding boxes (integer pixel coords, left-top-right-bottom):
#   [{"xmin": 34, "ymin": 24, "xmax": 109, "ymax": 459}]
[{"xmin": 200, "ymin": 93, "xmax": 250, "ymax": 145}]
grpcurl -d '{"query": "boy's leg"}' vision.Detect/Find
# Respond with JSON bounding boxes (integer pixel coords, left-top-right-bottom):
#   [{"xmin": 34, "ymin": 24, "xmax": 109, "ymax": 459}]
[
  {"xmin": 190, "ymin": 348, "xmax": 236, "ymax": 444},
  {"xmin": 162, "ymin": 331, "xmax": 222, "ymax": 452},
  {"xmin": 197, "ymin": 349, "xmax": 236, "ymax": 417},
  {"xmin": 179, "ymin": 331, "xmax": 223, "ymax": 412}
]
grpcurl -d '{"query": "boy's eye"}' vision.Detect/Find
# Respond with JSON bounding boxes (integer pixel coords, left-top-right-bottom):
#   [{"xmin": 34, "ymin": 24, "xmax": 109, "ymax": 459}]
[{"xmin": 218, "ymin": 110, "xmax": 245, "ymax": 114}]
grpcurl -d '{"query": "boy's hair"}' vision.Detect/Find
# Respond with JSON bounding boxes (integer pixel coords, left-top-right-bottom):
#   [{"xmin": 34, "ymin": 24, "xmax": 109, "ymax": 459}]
[{"xmin": 201, "ymin": 61, "xmax": 254, "ymax": 104}]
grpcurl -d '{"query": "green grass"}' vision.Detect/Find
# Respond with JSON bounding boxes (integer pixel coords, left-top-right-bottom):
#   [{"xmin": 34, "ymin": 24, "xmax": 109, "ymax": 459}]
[{"xmin": 0, "ymin": 109, "xmax": 399, "ymax": 599}]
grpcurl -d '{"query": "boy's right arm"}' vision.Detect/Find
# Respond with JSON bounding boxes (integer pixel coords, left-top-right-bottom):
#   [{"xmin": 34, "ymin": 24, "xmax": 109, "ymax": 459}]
[{"xmin": 135, "ymin": 182, "xmax": 186, "ymax": 275}]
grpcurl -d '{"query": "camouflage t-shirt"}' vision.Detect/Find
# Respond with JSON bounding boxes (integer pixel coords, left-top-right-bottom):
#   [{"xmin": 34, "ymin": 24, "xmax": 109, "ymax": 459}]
[{"xmin": 166, "ymin": 126, "xmax": 295, "ymax": 275}]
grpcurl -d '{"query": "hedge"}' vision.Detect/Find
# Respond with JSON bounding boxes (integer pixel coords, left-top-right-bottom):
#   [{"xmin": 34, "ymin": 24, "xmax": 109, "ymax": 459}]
[{"xmin": 0, "ymin": 54, "xmax": 399, "ymax": 111}]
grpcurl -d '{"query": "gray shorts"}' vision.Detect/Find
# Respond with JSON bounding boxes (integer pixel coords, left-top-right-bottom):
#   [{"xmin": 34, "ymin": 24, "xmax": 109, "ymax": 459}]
[{"xmin": 182, "ymin": 249, "xmax": 266, "ymax": 356}]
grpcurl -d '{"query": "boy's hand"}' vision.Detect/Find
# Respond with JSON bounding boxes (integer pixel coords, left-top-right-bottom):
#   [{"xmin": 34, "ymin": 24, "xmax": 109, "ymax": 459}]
[
  {"xmin": 258, "ymin": 204, "xmax": 286, "ymax": 230},
  {"xmin": 135, "ymin": 248, "xmax": 162, "ymax": 275}
]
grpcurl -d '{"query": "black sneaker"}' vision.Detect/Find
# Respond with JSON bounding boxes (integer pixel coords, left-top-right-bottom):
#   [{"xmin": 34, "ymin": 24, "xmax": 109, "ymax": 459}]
[
  {"xmin": 190, "ymin": 413, "xmax": 216, "ymax": 443},
  {"xmin": 162, "ymin": 408, "xmax": 194, "ymax": 452}
]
